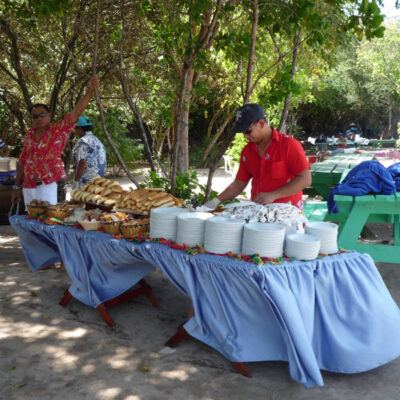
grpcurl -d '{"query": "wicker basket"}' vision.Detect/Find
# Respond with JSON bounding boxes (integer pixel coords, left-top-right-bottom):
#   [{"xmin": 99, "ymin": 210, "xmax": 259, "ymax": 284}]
[
  {"xmin": 101, "ymin": 221, "xmax": 121, "ymax": 235},
  {"xmin": 121, "ymin": 223, "xmax": 149, "ymax": 239},
  {"xmin": 46, "ymin": 207, "xmax": 72, "ymax": 221},
  {"xmin": 78, "ymin": 220, "xmax": 101, "ymax": 231},
  {"xmin": 27, "ymin": 205, "xmax": 48, "ymax": 218}
]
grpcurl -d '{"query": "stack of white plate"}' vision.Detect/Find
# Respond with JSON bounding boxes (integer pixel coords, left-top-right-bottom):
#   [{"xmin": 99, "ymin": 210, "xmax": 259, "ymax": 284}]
[
  {"xmin": 176, "ymin": 212, "xmax": 214, "ymax": 246},
  {"xmin": 150, "ymin": 207, "xmax": 189, "ymax": 240},
  {"xmin": 305, "ymin": 221, "xmax": 338, "ymax": 254},
  {"xmin": 204, "ymin": 216, "xmax": 245, "ymax": 254},
  {"xmin": 242, "ymin": 223, "xmax": 285, "ymax": 258},
  {"xmin": 285, "ymin": 233, "xmax": 321, "ymax": 260}
]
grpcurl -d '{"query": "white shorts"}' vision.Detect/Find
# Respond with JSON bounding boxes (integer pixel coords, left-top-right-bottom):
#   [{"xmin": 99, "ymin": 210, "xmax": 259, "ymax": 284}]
[{"xmin": 23, "ymin": 182, "xmax": 58, "ymax": 208}]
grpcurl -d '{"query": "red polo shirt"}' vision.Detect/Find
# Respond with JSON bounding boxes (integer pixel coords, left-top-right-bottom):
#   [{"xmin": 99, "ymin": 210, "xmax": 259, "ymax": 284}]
[{"xmin": 235, "ymin": 127, "xmax": 310, "ymax": 208}]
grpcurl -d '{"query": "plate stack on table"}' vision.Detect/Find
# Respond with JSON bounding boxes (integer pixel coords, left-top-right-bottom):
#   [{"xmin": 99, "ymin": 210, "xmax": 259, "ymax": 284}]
[
  {"xmin": 305, "ymin": 221, "xmax": 338, "ymax": 254},
  {"xmin": 285, "ymin": 233, "xmax": 321, "ymax": 260},
  {"xmin": 114, "ymin": 188, "xmax": 184, "ymax": 215},
  {"xmin": 149, "ymin": 207, "xmax": 189, "ymax": 240},
  {"xmin": 204, "ymin": 216, "xmax": 245, "ymax": 254},
  {"xmin": 176, "ymin": 212, "xmax": 214, "ymax": 246},
  {"xmin": 242, "ymin": 222, "xmax": 286, "ymax": 258}
]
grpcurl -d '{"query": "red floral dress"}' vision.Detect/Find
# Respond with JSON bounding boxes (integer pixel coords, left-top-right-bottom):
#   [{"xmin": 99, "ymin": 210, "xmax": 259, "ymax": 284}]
[{"xmin": 19, "ymin": 114, "xmax": 75, "ymax": 188}]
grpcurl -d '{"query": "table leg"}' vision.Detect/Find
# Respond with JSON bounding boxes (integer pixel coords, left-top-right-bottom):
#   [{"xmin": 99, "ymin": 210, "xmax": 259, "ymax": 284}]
[
  {"xmin": 97, "ymin": 304, "xmax": 115, "ymax": 327},
  {"xmin": 59, "ymin": 289, "xmax": 72, "ymax": 307},
  {"xmin": 165, "ymin": 324, "xmax": 252, "ymax": 378},
  {"xmin": 233, "ymin": 362, "xmax": 252, "ymax": 377},
  {"xmin": 165, "ymin": 325, "xmax": 189, "ymax": 347},
  {"xmin": 103, "ymin": 279, "xmax": 159, "ymax": 308}
]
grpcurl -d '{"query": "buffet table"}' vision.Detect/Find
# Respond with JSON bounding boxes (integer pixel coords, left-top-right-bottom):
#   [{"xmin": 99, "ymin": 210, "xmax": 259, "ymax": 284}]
[{"xmin": 10, "ymin": 215, "xmax": 400, "ymax": 388}]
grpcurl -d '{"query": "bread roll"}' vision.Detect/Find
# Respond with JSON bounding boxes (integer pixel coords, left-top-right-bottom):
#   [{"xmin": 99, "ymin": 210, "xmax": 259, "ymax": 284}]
[
  {"xmin": 148, "ymin": 191, "xmax": 167, "ymax": 200},
  {"xmin": 81, "ymin": 191, "xmax": 91, "ymax": 201},
  {"xmin": 71, "ymin": 189, "xmax": 79, "ymax": 200},
  {"xmin": 75, "ymin": 190, "xmax": 84, "ymax": 201},
  {"xmin": 151, "ymin": 194, "xmax": 174, "ymax": 206},
  {"xmin": 91, "ymin": 175, "xmax": 102, "ymax": 184},
  {"xmin": 104, "ymin": 199, "xmax": 117, "ymax": 206},
  {"xmin": 110, "ymin": 184, "xmax": 123, "ymax": 193},
  {"xmin": 100, "ymin": 179, "xmax": 111, "ymax": 187},
  {"xmin": 107, "ymin": 192, "xmax": 122, "ymax": 200},
  {"xmin": 82, "ymin": 182, "xmax": 91, "ymax": 191},
  {"xmin": 101, "ymin": 188, "xmax": 112, "ymax": 196},
  {"xmin": 96, "ymin": 196, "xmax": 107, "ymax": 204},
  {"xmin": 156, "ymin": 200, "xmax": 176, "ymax": 208}
]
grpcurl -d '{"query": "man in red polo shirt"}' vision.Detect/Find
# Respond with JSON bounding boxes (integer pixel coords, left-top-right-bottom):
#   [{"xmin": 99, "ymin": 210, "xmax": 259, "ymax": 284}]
[{"xmin": 205, "ymin": 104, "xmax": 311, "ymax": 209}]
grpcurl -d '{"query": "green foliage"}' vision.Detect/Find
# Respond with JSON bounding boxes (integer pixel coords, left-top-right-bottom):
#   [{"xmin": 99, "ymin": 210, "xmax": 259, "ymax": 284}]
[
  {"xmin": 226, "ymin": 134, "xmax": 247, "ymax": 164},
  {"xmin": 141, "ymin": 170, "xmax": 218, "ymax": 204}
]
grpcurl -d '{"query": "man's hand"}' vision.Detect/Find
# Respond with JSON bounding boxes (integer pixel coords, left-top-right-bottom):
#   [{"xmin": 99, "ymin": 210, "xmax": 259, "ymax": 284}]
[
  {"xmin": 11, "ymin": 188, "xmax": 23, "ymax": 203},
  {"xmin": 253, "ymin": 192, "xmax": 277, "ymax": 205},
  {"xmin": 203, "ymin": 197, "xmax": 220, "ymax": 210}
]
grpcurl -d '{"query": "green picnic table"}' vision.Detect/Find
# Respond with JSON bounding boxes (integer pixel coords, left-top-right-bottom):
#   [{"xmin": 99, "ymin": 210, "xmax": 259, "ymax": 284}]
[
  {"xmin": 304, "ymin": 194, "xmax": 400, "ymax": 264},
  {"xmin": 310, "ymin": 153, "xmax": 375, "ymax": 200},
  {"xmin": 367, "ymin": 139, "xmax": 397, "ymax": 148}
]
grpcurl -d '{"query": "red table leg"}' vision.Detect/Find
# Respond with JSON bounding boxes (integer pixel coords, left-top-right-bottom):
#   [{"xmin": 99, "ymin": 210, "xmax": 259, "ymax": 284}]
[
  {"xmin": 104, "ymin": 279, "xmax": 159, "ymax": 308},
  {"xmin": 165, "ymin": 325, "xmax": 190, "ymax": 347},
  {"xmin": 233, "ymin": 362, "xmax": 252, "ymax": 377},
  {"xmin": 165, "ymin": 324, "xmax": 252, "ymax": 378},
  {"xmin": 59, "ymin": 289, "xmax": 72, "ymax": 307},
  {"xmin": 59, "ymin": 279, "xmax": 158, "ymax": 327},
  {"xmin": 97, "ymin": 304, "xmax": 115, "ymax": 327}
]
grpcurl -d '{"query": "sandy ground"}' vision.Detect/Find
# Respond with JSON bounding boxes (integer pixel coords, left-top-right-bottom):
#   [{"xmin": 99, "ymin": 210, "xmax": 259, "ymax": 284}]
[{"xmin": 2, "ymin": 166, "xmax": 400, "ymax": 400}]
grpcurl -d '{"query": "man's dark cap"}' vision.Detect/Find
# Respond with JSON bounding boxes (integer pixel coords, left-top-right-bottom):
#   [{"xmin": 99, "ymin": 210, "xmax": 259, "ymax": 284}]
[{"xmin": 232, "ymin": 104, "xmax": 266, "ymax": 133}]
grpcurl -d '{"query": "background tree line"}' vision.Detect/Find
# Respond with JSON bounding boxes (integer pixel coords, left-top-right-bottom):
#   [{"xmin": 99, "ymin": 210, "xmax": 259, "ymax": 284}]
[{"xmin": 0, "ymin": 0, "xmax": 393, "ymax": 196}]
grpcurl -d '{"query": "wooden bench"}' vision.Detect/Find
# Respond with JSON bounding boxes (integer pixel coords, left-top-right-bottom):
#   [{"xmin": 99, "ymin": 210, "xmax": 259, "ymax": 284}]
[{"xmin": 304, "ymin": 194, "xmax": 400, "ymax": 264}]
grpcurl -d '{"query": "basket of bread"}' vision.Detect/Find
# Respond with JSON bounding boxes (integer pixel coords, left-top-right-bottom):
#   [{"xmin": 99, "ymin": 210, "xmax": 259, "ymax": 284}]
[
  {"xmin": 100, "ymin": 211, "xmax": 128, "ymax": 235},
  {"xmin": 120, "ymin": 217, "xmax": 150, "ymax": 239},
  {"xmin": 46, "ymin": 205, "xmax": 72, "ymax": 221},
  {"xmin": 27, "ymin": 199, "xmax": 50, "ymax": 217},
  {"xmin": 114, "ymin": 188, "xmax": 184, "ymax": 215},
  {"xmin": 78, "ymin": 209, "xmax": 102, "ymax": 230}
]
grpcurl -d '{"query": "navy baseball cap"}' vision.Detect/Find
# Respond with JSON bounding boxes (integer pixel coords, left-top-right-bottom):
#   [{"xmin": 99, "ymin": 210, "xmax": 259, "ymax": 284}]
[
  {"xmin": 232, "ymin": 104, "xmax": 266, "ymax": 133},
  {"xmin": 75, "ymin": 116, "xmax": 93, "ymax": 127}
]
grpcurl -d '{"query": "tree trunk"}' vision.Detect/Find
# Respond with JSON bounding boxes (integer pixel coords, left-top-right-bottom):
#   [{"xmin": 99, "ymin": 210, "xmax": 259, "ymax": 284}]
[
  {"xmin": 92, "ymin": 0, "xmax": 141, "ymax": 188},
  {"xmin": 244, "ymin": 0, "xmax": 259, "ymax": 104},
  {"xmin": 278, "ymin": 30, "xmax": 301, "ymax": 133},
  {"xmin": 171, "ymin": 65, "xmax": 194, "ymax": 194},
  {"xmin": 202, "ymin": 105, "xmax": 237, "ymax": 164}
]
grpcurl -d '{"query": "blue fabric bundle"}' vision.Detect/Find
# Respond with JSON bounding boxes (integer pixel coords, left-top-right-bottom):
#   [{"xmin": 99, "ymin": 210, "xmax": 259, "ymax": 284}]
[
  {"xmin": 328, "ymin": 160, "xmax": 396, "ymax": 214},
  {"xmin": 388, "ymin": 162, "xmax": 400, "ymax": 191}
]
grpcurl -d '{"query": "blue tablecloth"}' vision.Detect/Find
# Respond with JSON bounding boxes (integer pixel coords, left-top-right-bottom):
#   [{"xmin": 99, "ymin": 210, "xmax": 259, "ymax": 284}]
[{"xmin": 10, "ymin": 215, "xmax": 400, "ymax": 388}]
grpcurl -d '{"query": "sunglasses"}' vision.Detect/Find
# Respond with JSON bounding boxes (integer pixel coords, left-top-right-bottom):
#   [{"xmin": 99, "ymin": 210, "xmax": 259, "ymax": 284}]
[{"xmin": 32, "ymin": 112, "xmax": 48, "ymax": 119}]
